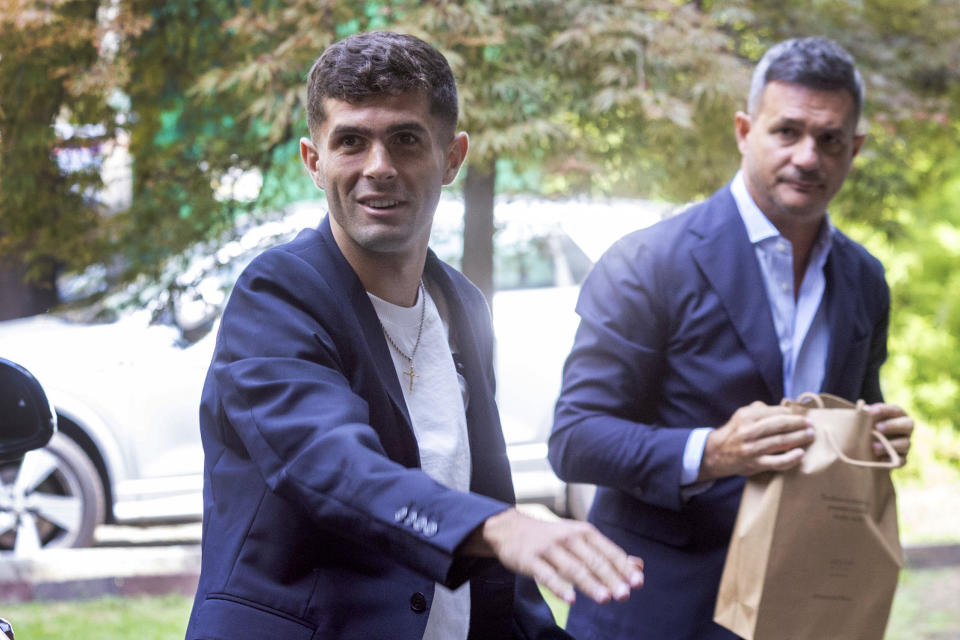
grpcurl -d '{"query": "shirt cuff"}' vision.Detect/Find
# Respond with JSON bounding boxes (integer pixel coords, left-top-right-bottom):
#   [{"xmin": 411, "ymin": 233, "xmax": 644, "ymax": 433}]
[{"xmin": 680, "ymin": 427, "xmax": 714, "ymax": 500}]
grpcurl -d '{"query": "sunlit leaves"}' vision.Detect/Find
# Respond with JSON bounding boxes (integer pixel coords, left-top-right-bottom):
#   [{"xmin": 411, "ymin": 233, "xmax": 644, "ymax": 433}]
[{"xmin": 0, "ymin": 0, "xmax": 108, "ymax": 284}]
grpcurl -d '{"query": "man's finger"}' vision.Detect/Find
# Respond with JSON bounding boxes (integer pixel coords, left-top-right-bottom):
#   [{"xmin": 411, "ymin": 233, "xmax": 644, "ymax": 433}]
[
  {"xmin": 587, "ymin": 531, "xmax": 645, "ymax": 587},
  {"xmin": 749, "ymin": 425, "xmax": 815, "ymax": 457},
  {"xmin": 754, "ymin": 447, "xmax": 805, "ymax": 472},
  {"xmin": 530, "ymin": 558, "xmax": 575, "ymax": 604},
  {"xmin": 544, "ymin": 542, "xmax": 612, "ymax": 604},
  {"xmin": 874, "ymin": 437, "xmax": 910, "ymax": 458},
  {"xmin": 630, "ymin": 556, "xmax": 645, "ymax": 581},
  {"xmin": 876, "ymin": 415, "xmax": 914, "ymax": 438},
  {"xmin": 749, "ymin": 414, "xmax": 813, "ymax": 440},
  {"xmin": 566, "ymin": 535, "xmax": 631, "ymax": 601},
  {"xmin": 581, "ymin": 528, "xmax": 645, "ymax": 589}
]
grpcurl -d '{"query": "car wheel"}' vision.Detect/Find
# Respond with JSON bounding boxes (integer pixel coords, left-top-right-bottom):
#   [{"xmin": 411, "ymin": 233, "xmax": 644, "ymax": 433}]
[
  {"xmin": 0, "ymin": 432, "xmax": 105, "ymax": 553},
  {"xmin": 565, "ymin": 482, "xmax": 597, "ymax": 521}
]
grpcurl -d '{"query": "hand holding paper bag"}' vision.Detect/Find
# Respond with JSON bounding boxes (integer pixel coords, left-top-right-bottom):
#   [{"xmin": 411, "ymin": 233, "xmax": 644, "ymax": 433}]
[
  {"xmin": 714, "ymin": 393, "xmax": 904, "ymax": 640},
  {"xmin": 698, "ymin": 401, "xmax": 816, "ymax": 481},
  {"xmin": 868, "ymin": 402, "xmax": 914, "ymax": 462}
]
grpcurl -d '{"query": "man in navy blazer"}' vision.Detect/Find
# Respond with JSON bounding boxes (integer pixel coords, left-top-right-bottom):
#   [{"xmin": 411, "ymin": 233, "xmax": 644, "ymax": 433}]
[
  {"xmin": 549, "ymin": 37, "xmax": 915, "ymax": 639},
  {"xmin": 186, "ymin": 31, "xmax": 643, "ymax": 640}
]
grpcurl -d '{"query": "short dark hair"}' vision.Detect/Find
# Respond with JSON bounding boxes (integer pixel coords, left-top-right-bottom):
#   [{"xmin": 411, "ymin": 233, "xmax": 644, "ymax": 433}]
[
  {"xmin": 748, "ymin": 37, "xmax": 864, "ymax": 123},
  {"xmin": 306, "ymin": 31, "xmax": 459, "ymax": 141}
]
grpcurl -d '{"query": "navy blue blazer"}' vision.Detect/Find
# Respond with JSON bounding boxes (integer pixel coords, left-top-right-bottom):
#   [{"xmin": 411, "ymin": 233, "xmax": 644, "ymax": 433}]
[
  {"xmin": 186, "ymin": 216, "xmax": 566, "ymax": 640},
  {"xmin": 549, "ymin": 186, "xmax": 890, "ymax": 640}
]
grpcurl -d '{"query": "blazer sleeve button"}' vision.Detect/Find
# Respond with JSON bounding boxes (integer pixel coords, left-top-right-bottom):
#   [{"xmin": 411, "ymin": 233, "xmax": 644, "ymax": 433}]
[
  {"xmin": 410, "ymin": 592, "xmax": 428, "ymax": 613},
  {"xmin": 413, "ymin": 515, "xmax": 428, "ymax": 532}
]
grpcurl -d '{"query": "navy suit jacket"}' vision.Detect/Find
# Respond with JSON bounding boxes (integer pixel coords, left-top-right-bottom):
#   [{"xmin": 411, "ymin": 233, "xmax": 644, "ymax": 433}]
[
  {"xmin": 548, "ymin": 186, "xmax": 890, "ymax": 640},
  {"xmin": 186, "ymin": 216, "xmax": 566, "ymax": 640}
]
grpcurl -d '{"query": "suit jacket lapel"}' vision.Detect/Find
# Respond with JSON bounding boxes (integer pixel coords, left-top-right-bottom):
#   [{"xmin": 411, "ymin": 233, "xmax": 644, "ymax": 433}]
[
  {"xmin": 424, "ymin": 253, "xmax": 514, "ymax": 501},
  {"xmin": 422, "ymin": 252, "xmax": 489, "ymax": 426},
  {"xmin": 316, "ymin": 217, "xmax": 414, "ymax": 432},
  {"xmin": 314, "ymin": 219, "xmax": 498, "ymax": 473},
  {"xmin": 821, "ymin": 234, "xmax": 869, "ymax": 396},
  {"xmin": 690, "ymin": 188, "xmax": 783, "ymax": 401}
]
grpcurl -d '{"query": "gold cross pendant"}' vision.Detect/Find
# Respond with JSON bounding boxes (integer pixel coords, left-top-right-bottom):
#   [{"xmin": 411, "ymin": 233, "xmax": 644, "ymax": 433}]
[{"xmin": 403, "ymin": 365, "xmax": 418, "ymax": 392}]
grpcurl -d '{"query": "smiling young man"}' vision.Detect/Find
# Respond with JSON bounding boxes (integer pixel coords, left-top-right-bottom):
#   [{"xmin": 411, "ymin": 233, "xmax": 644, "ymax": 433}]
[
  {"xmin": 548, "ymin": 37, "xmax": 914, "ymax": 639},
  {"xmin": 185, "ymin": 31, "xmax": 642, "ymax": 640}
]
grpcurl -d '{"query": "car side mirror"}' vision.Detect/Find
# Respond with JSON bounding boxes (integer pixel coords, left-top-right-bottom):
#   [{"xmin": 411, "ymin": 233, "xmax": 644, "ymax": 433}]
[
  {"xmin": 0, "ymin": 358, "xmax": 56, "ymax": 461},
  {"xmin": 174, "ymin": 291, "xmax": 221, "ymax": 343}
]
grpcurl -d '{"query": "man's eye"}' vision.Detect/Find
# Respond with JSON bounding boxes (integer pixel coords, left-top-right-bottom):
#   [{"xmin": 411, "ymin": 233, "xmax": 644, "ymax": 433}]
[
  {"xmin": 820, "ymin": 135, "xmax": 843, "ymax": 150},
  {"xmin": 339, "ymin": 135, "xmax": 362, "ymax": 148},
  {"xmin": 395, "ymin": 133, "xmax": 419, "ymax": 146},
  {"xmin": 776, "ymin": 127, "xmax": 798, "ymax": 139}
]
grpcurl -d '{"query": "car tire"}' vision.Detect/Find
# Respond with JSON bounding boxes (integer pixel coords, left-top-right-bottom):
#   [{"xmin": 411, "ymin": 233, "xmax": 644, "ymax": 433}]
[
  {"xmin": 0, "ymin": 432, "xmax": 106, "ymax": 553},
  {"xmin": 565, "ymin": 482, "xmax": 597, "ymax": 521}
]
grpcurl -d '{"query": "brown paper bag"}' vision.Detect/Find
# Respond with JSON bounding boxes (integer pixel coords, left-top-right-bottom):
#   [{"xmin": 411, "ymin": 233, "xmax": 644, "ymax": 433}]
[{"xmin": 714, "ymin": 393, "xmax": 902, "ymax": 640}]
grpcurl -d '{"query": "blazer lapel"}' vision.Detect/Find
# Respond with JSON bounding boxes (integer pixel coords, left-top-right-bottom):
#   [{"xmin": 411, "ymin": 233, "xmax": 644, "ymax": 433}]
[
  {"xmin": 690, "ymin": 189, "xmax": 783, "ymax": 401},
  {"xmin": 424, "ymin": 253, "xmax": 514, "ymax": 501},
  {"xmin": 821, "ymin": 235, "xmax": 869, "ymax": 396},
  {"xmin": 422, "ymin": 252, "xmax": 490, "ymax": 421},
  {"xmin": 315, "ymin": 217, "xmax": 414, "ymax": 432}
]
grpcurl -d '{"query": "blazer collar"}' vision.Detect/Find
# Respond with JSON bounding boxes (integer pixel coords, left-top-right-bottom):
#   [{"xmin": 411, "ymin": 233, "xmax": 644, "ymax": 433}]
[{"xmin": 689, "ymin": 187, "xmax": 783, "ymax": 400}]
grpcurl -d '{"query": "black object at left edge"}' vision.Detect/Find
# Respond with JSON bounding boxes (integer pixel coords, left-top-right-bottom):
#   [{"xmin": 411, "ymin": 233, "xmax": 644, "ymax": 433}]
[{"xmin": 0, "ymin": 357, "xmax": 56, "ymax": 462}]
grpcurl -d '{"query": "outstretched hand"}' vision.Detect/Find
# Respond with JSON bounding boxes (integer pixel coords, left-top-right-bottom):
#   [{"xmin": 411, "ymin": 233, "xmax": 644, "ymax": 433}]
[{"xmin": 462, "ymin": 508, "xmax": 644, "ymax": 604}]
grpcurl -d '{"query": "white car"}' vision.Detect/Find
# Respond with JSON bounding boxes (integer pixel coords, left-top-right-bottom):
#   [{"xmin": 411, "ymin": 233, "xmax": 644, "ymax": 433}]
[{"xmin": 0, "ymin": 198, "xmax": 664, "ymax": 552}]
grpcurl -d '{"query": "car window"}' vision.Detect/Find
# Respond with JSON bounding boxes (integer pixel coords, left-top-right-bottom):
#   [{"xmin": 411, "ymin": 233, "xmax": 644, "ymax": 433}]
[
  {"xmin": 429, "ymin": 200, "xmax": 595, "ymax": 292},
  {"xmin": 494, "ymin": 231, "xmax": 591, "ymax": 290}
]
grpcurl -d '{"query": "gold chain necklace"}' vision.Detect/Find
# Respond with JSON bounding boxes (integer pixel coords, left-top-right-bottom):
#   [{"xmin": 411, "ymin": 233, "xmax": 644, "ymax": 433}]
[{"xmin": 378, "ymin": 280, "xmax": 426, "ymax": 392}]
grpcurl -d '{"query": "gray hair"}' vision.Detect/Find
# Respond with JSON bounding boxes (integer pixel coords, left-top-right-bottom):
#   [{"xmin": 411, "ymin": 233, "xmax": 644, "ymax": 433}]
[{"xmin": 747, "ymin": 37, "xmax": 864, "ymax": 123}]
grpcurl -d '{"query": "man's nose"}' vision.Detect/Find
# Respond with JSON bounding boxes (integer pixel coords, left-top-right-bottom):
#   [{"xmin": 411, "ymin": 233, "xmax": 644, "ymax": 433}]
[
  {"xmin": 364, "ymin": 142, "xmax": 397, "ymax": 181},
  {"xmin": 791, "ymin": 136, "xmax": 820, "ymax": 172}
]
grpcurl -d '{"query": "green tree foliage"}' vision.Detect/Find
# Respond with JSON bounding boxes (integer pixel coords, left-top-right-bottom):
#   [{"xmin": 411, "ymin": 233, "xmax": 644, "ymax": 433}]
[
  {"xmin": 835, "ymin": 115, "xmax": 960, "ymax": 476},
  {"xmin": 422, "ymin": 0, "xmax": 566, "ymax": 303},
  {"xmin": 0, "ymin": 0, "xmax": 263, "ymax": 306},
  {"xmin": 545, "ymin": 0, "xmax": 745, "ymax": 200},
  {"xmin": 1, "ymin": 0, "xmax": 958, "ymax": 465},
  {"xmin": 192, "ymin": 0, "xmax": 746, "ymax": 303},
  {"xmin": 187, "ymin": 0, "xmax": 394, "ymax": 186},
  {"xmin": 0, "ymin": 0, "xmax": 108, "ymax": 293},
  {"xmin": 193, "ymin": 0, "xmax": 575, "ymax": 303},
  {"xmin": 414, "ymin": 0, "xmax": 746, "ymax": 300},
  {"xmin": 109, "ymin": 0, "xmax": 268, "ymax": 280}
]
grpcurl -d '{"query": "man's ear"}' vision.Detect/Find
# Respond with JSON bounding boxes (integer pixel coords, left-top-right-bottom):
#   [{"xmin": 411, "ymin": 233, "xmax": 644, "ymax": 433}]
[
  {"xmin": 442, "ymin": 132, "xmax": 469, "ymax": 186},
  {"xmin": 734, "ymin": 111, "xmax": 751, "ymax": 156},
  {"xmin": 851, "ymin": 133, "xmax": 866, "ymax": 159},
  {"xmin": 300, "ymin": 137, "xmax": 325, "ymax": 190}
]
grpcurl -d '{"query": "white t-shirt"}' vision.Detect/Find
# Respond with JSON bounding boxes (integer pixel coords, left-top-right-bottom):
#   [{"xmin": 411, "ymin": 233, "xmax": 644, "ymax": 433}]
[{"xmin": 368, "ymin": 283, "xmax": 472, "ymax": 640}]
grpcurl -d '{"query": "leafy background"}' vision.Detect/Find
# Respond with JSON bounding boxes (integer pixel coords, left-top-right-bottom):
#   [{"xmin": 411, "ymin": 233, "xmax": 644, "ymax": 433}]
[{"xmin": 1, "ymin": 0, "xmax": 958, "ymax": 482}]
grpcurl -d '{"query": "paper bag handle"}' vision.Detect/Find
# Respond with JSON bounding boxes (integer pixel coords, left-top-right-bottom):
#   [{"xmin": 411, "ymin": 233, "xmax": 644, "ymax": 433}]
[
  {"xmin": 795, "ymin": 392, "xmax": 826, "ymax": 407},
  {"xmin": 821, "ymin": 428, "xmax": 902, "ymax": 469},
  {"xmin": 793, "ymin": 391, "xmax": 866, "ymax": 410},
  {"xmin": 789, "ymin": 393, "xmax": 902, "ymax": 469}
]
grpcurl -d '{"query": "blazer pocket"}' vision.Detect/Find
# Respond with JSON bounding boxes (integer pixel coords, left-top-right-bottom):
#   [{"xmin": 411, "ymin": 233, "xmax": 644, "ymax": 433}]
[{"xmin": 190, "ymin": 593, "xmax": 316, "ymax": 640}]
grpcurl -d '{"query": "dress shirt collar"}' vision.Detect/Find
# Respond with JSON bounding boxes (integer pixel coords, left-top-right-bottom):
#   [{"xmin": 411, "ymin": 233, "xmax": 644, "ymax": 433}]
[{"xmin": 730, "ymin": 170, "xmax": 834, "ymax": 256}]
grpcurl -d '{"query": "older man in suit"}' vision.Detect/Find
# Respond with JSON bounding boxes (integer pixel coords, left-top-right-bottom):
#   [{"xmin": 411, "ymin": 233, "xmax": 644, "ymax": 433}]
[
  {"xmin": 548, "ymin": 37, "xmax": 914, "ymax": 639},
  {"xmin": 185, "ymin": 31, "xmax": 643, "ymax": 640}
]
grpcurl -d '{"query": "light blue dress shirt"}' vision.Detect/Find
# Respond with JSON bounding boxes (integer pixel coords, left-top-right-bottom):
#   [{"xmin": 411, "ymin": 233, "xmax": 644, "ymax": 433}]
[{"xmin": 680, "ymin": 172, "xmax": 833, "ymax": 490}]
